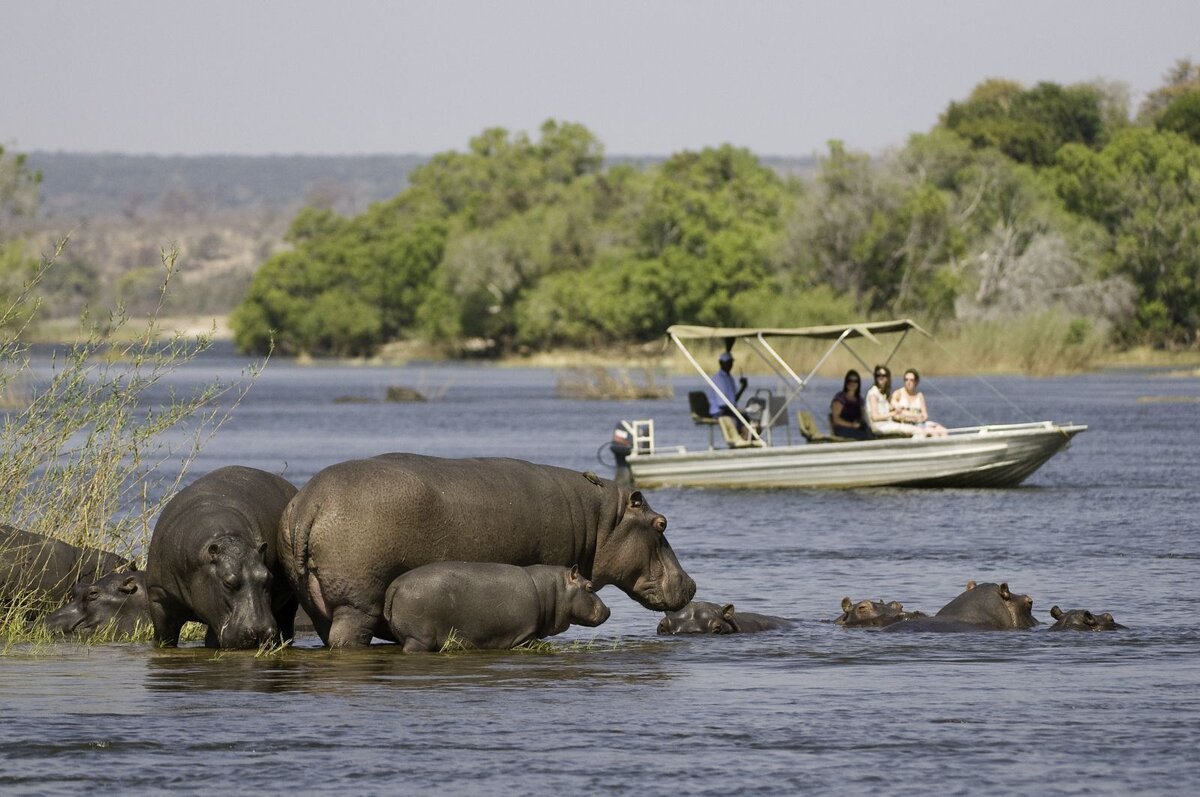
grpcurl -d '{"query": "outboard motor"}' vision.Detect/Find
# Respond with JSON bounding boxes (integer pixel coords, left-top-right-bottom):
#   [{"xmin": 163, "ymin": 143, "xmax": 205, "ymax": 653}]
[{"xmin": 608, "ymin": 422, "xmax": 634, "ymax": 488}]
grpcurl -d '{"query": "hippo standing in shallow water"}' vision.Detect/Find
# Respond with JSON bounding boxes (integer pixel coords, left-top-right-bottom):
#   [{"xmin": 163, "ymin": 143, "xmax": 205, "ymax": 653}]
[
  {"xmin": 1048, "ymin": 605, "xmax": 1126, "ymax": 631},
  {"xmin": 657, "ymin": 600, "xmax": 793, "ymax": 635},
  {"xmin": 884, "ymin": 581, "xmax": 1038, "ymax": 632},
  {"xmin": 385, "ymin": 562, "xmax": 610, "ymax": 651},
  {"xmin": 836, "ymin": 597, "xmax": 927, "ymax": 628},
  {"xmin": 146, "ymin": 466, "xmax": 298, "ymax": 649},
  {"xmin": 46, "ymin": 571, "xmax": 149, "ymax": 637},
  {"xmin": 280, "ymin": 454, "xmax": 696, "ymax": 647},
  {"xmin": 1, "ymin": 525, "xmax": 130, "ymax": 610}
]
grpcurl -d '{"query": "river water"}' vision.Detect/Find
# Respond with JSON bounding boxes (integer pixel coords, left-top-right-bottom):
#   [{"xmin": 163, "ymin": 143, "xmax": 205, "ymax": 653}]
[{"xmin": 2, "ymin": 351, "xmax": 1198, "ymax": 794}]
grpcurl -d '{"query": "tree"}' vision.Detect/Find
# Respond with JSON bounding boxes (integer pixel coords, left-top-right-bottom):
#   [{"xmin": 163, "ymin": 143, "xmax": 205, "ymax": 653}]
[
  {"xmin": 1054, "ymin": 128, "xmax": 1200, "ymax": 345},
  {"xmin": 1156, "ymin": 91, "xmax": 1200, "ymax": 145}
]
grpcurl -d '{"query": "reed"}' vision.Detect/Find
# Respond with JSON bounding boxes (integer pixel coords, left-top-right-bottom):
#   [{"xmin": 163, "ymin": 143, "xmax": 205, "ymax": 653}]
[
  {"xmin": 556, "ymin": 366, "xmax": 674, "ymax": 399},
  {"xmin": 0, "ymin": 238, "xmax": 261, "ymax": 649}
]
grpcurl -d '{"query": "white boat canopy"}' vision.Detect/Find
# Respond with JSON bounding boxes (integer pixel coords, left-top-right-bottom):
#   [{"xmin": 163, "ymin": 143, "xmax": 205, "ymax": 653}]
[{"xmin": 666, "ymin": 318, "xmax": 932, "ymax": 342}]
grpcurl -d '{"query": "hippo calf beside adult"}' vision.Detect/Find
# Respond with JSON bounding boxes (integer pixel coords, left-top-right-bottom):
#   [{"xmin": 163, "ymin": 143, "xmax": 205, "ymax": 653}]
[
  {"xmin": 46, "ymin": 570, "xmax": 149, "ymax": 637},
  {"xmin": 385, "ymin": 562, "xmax": 610, "ymax": 651},
  {"xmin": 657, "ymin": 600, "xmax": 794, "ymax": 635},
  {"xmin": 883, "ymin": 581, "xmax": 1038, "ymax": 632},
  {"xmin": 1048, "ymin": 605, "xmax": 1126, "ymax": 631},
  {"xmin": 280, "ymin": 454, "xmax": 696, "ymax": 647},
  {"xmin": 146, "ymin": 466, "xmax": 298, "ymax": 649}
]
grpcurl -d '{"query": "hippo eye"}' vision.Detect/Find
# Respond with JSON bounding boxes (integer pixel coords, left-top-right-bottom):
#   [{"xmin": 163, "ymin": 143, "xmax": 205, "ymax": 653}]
[
  {"xmin": 584, "ymin": 582, "xmax": 593, "ymax": 593},
  {"xmin": 223, "ymin": 574, "xmax": 241, "ymax": 591},
  {"xmin": 84, "ymin": 587, "xmax": 101, "ymax": 603}
]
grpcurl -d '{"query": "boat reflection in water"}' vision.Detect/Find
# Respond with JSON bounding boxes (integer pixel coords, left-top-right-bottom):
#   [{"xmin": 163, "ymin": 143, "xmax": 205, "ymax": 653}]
[{"xmin": 609, "ymin": 319, "xmax": 1086, "ymax": 489}]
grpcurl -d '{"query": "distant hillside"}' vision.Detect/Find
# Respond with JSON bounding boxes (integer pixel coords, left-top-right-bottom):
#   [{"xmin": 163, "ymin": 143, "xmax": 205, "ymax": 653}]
[{"xmin": 27, "ymin": 152, "xmax": 429, "ymax": 218}]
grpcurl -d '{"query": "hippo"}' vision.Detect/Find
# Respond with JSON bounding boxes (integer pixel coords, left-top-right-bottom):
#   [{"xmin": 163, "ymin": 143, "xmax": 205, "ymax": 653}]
[
  {"xmin": 146, "ymin": 466, "xmax": 298, "ymax": 649},
  {"xmin": 836, "ymin": 596, "xmax": 927, "ymax": 628},
  {"xmin": 45, "ymin": 570, "xmax": 150, "ymax": 637},
  {"xmin": 280, "ymin": 454, "xmax": 696, "ymax": 647},
  {"xmin": 657, "ymin": 600, "xmax": 793, "ymax": 635},
  {"xmin": 384, "ymin": 562, "xmax": 611, "ymax": 652},
  {"xmin": 1, "ymin": 524, "xmax": 131, "ymax": 612},
  {"xmin": 883, "ymin": 581, "xmax": 1038, "ymax": 632},
  {"xmin": 1048, "ymin": 605, "xmax": 1126, "ymax": 631}
]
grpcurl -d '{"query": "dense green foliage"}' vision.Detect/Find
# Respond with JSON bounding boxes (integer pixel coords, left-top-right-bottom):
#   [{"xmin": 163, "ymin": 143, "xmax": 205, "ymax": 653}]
[{"xmin": 231, "ymin": 60, "xmax": 1200, "ymax": 356}]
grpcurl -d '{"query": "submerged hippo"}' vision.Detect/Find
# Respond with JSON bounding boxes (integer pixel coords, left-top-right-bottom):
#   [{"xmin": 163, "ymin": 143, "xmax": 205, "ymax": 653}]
[
  {"xmin": 1, "ymin": 524, "xmax": 131, "ymax": 610},
  {"xmin": 657, "ymin": 600, "xmax": 793, "ymax": 635},
  {"xmin": 1048, "ymin": 605, "xmax": 1126, "ymax": 631},
  {"xmin": 280, "ymin": 454, "xmax": 696, "ymax": 647},
  {"xmin": 836, "ymin": 597, "xmax": 927, "ymax": 628},
  {"xmin": 146, "ymin": 466, "xmax": 298, "ymax": 649},
  {"xmin": 884, "ymin": 581, "xmax": 1038, "ymax": 632},
  {"xmin": 385, "ymin": 562, "xmax": 610, "ymax": 651},
  {"xmin": 45, "ymin": 571, "xmax": 149, "ymax": 637}
]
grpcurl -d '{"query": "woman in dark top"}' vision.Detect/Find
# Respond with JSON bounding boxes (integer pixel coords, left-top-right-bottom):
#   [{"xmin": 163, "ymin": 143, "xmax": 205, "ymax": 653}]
[{"xmin": 830, "ymin": 369, "xmax": 873, "ymax": 440}]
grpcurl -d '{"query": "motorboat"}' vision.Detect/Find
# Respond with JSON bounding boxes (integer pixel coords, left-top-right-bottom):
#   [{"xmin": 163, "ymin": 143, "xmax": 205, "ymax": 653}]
[{"xmin": 606, "ymin": 319, "xmax": 1086, "ymax": 489}]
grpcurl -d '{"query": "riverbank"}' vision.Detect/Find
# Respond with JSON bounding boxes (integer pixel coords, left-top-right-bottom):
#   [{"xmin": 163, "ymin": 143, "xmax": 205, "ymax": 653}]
[{"xmin": 25, "ymin": 313, "xmax": 1200, "ymax": 377}]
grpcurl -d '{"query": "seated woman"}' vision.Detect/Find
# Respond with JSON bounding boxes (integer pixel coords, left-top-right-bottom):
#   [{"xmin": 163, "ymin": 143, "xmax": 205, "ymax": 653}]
[
  {"xmin": 830, "ymin": 370, "xmax": 872, "ymax": 440},
  {"xmin": 890, "ymin": 368, "xmax": 948, "ymax": 438},
  {"xmin": 865, "ymin": 365, "xmax": 919, "ymax": 437}
]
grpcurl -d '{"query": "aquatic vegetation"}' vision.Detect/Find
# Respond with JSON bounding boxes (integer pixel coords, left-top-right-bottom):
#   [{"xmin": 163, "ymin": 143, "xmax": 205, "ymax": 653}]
[{"xmin": 556, "ymin": 366, "xmax": 673, "ymax": 399}]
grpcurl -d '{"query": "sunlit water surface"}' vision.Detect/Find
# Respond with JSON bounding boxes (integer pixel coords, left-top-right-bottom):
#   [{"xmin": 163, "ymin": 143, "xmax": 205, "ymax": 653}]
[{"xmin": 2, "ymin": 351, "xmax": 1197, "ymax": 794}]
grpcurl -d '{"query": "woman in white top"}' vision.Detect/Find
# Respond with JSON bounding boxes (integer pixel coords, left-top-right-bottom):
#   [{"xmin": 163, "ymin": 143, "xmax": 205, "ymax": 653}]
[
  {"xmin": 890, "ymin": 368, "xmax": 948, "ymax": 438},
  {"xmin": 865, "ymin": 365, "xmax": 919, "ymax": 437}
]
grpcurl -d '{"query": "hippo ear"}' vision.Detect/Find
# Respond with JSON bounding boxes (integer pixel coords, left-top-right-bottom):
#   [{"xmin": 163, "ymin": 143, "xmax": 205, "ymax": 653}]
[
  {"xmin": 1050, "ymin": 605, "xmax": 1063, "ymax": 619},
  {"xmin": 119, "ymin": 575, "xmax": 139, "ymax": 594},
  {"xmin": 721, "ymin": 604, "xmax": 736, "ymax": 620},
  {"xmin": 887, "ymin": 601, "xmax": 903, "ymax": 610},
  {"xmin": 629, "ymin": 490, "xmax": 645, "ymax": 509},
  {"xmin": 1083, "ymin": 611, "xmax": 1097, "ymax": 625},
  {"xmin": 999, "ymin": 583, "xmax": 1011, "ymax": 600},
  {"xmin": 965, "ymin": 580, "xmax": 976, "ymax": 591},
  {"xmin": 841, "ymin": 597, "xmax": 852, "ymax": 612},
  {"xmin": 257, "ymin": 541, "xmax": 269, "ymax": 558},
  {"xmin": 205, "ymin": 542, "xmax": 221, "ymax": 563},
  {"xmin": 566, "ymin": 565, "xmax": 581, "ymax": 585}
]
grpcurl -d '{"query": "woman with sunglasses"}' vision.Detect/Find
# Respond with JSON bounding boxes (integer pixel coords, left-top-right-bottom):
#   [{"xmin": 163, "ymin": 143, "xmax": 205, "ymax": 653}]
[
  {"xmin": 865, "ymin": 365, "xmax": 919, "ymax": 437},
  {"xmin": 830, "ymin": 369, "xmax": 872, "ymax": 440},
  {"xmin": 890, "ymin": 368, "xmax": 948, "ymax": 437}
]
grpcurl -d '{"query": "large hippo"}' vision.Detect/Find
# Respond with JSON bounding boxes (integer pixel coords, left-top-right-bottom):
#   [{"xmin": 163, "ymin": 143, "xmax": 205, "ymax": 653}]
[
  {"xmin": 384, "ymin": 562, "xmax": 610, "ymax": 652},
  {"xmin": 836, "ymin": 596, "xmax": 926, "ymax": 628},
  {"xmin": 884, "ymin": 581, "xmax": 1038, "ymax": 632},
  {"xmin": 280, "ymin": 454, "xmax": 696, "ymax": 647},
  {"xmin": 1, "ymin": 524, "xmax": 131, "ymax": 611},
  {"xmin": 1047, "ymin": 605, "xmax": 1126, "ymax": 631},
  {"xmin": 146, "ymin": 466, "xmax": 298, "ymax": 649},
  {"xmin": 657, "ymin": 600, "xmax": 793, "ymax": 635},
  {"xmin": 45, "ymin": 570, "xmax": 149, "ymax": 637}
]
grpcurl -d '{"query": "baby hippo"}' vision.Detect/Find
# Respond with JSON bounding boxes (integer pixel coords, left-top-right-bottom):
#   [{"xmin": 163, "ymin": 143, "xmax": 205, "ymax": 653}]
[
  {"xmin": 45, "ymin": 571, "xmax": 149, "ymax": 637},
  {"xmin": 1048, "ymin": 605, "xmax": 1126, "ymax": 631},
  {"xmin": 657, "ymin": 600, "xmax": 793, "ymax": 635},
  {"xmin": 384, "ymin": 562, "xmax": 610, "ymax": 652},
  {"xmin": 884, "ymin": 581, "xmax": 1038, "ymax": 632},
  {"xmin": 836, "ymin": 597, "xmax": 926, "ymax": 628}
]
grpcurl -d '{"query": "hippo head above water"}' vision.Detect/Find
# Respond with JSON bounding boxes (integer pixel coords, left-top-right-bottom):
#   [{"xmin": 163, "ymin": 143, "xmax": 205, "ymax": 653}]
[
  {"xmin": 45, "ymin": 570, "xmax": 149, "ymax": 637},
  {"xmin": 1048, "ymin": 605, "xmax": 1126, "ymax": 631},
  {"xmin": 837, "ymin": 597, "xmax": 924, "ymax": 628},
  {"xmin": 935, "ymin": 580, "xmax": 1038, "ymax": 630},
  {"xmin": 593, "ymin": 489, "xmax": 695, "ymax": 613},
  {"xmin": 658, "ymin": 601, "xmax": 739, "ymax": 635}
]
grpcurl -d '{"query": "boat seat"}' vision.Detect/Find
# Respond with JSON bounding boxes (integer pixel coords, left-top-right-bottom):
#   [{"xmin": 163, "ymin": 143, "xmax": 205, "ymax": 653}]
[
  {"xmin": 797, "ymin": 411, "xmax": 849, "ymax": 444},
  {"xmin": 717, "ymin": 416, "xmax": 763, "ymax": 448},
  {"xmin": 688, "ymin": 390, "xmax": 719, "ymax": 448}
]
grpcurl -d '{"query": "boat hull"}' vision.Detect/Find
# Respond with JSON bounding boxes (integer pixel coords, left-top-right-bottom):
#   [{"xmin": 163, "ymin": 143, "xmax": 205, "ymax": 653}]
[{"xmin": 625, "ymin": 423, "xmax": 1086, "ymax": 489}]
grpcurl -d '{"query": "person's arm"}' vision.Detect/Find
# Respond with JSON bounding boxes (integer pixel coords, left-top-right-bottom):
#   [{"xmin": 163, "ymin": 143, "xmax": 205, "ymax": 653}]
[
  {"xmin": 831, "ymin": 398, "xmax": 850, "ymax": 428},
  {"xmin": 913, "ymin": 392, "xmax": 929, "ymax": 423},
  {"xmin": 867, "ymin": 389, "xmax": 890, "ymax": 422},
  {"xmin": 735, "ymin": 375, "xmax": 748, "ymax": 401}
]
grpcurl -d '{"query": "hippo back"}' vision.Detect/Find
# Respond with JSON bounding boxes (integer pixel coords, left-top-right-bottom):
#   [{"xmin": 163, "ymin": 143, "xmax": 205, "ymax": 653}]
[{"xmin": 0, "ymin": 524, "xmax": 130, "ymax": 605}]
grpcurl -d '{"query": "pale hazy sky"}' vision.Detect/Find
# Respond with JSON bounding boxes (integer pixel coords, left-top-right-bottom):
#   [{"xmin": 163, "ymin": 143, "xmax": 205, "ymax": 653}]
[{"xmin": 3, "ymin": 1, "xmax": 1198, "ymax": 158}]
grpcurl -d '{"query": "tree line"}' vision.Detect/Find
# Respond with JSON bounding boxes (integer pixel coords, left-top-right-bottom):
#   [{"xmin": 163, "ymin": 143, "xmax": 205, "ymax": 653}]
[{"xmin": 5, "ymin": 60, "xmax": 1199, "ymax": 357}]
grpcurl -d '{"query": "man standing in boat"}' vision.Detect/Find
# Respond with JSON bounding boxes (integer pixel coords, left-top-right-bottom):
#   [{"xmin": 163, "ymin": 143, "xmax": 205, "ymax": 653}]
[{"xmin": 708, "ymin": 351, "xmax": 749, "ymax": 425}]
